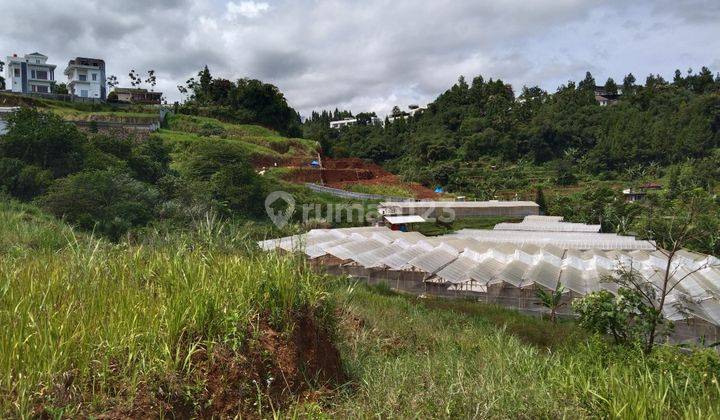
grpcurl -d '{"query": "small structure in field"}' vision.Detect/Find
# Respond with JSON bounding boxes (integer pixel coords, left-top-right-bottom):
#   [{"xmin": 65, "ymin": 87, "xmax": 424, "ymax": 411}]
[
  {"xmin": 383, "ymin": 215, "xmax": 427, "ymax": 231},
  {"xmin": 623, "ymin": 182, "xmax": 663, "ymax": 202},
  {"xmin": 378, "ymin": 200, "xmax": 540, "ymax": 219},
  {"xmin": 112, "ymin": 88, "xmax": 162, "ymax": 104}
]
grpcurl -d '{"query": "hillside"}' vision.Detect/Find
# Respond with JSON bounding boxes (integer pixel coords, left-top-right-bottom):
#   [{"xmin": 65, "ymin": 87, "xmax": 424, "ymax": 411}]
[
  {"xmin": 1, "ymin": 204, "xmax": 719, "ymax": 417},
  {"xmin": 305, "ymin": 69, "xmax": 720, "ymax": 201},
  {"xmin": 159, "ymin": 113, "xmax": 319, "ymax": 168}
]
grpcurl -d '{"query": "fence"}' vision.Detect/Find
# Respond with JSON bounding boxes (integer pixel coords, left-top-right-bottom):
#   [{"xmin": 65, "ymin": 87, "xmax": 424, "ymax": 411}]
[
  {"xmin": 72, "ymin": 120, "xmax": 160, "ymax": 132},
  {"xmin": 2, "ymin": 90, "xmax": 105, "ymax": 104},
  {"xmin": 305, "ymin": 183, "xmax": 413, "ymax": 202}
]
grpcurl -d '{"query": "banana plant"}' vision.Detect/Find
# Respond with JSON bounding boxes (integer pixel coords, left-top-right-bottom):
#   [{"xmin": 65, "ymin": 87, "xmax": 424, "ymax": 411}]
[{"xmin": 536, "ymin": 285, "xmax": 567, "ymax": 323}]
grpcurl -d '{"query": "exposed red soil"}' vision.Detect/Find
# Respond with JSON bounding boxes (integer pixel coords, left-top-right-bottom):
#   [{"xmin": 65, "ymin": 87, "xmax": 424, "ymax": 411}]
[
  {"xmin": 33, "ymin": 312, "xmax": 343, "ymax": 419},
  {"xmin": 279, "ymin": 157, "xmax": 438, "ymax": 199}
]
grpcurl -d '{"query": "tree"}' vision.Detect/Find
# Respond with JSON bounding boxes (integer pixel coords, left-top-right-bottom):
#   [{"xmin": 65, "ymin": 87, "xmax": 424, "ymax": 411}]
[
  {"xmin": 578, "ymin": 71, "xmax": 596, "ymax": 91},
  {"xmin": 631, "ymin": 192, "xmax": 720, "ymax": 353},
  {"xmin": 535, "ymin": 186, "xmax": 547, "ymax": 214},
  {"xmin": 53, "ymin": 83, "xmax": 68, "ymax": 95},
  {"xmin": 106, "ymin": 74, "xmax": 119, "ymax": 90},
  {"xmin": 604, "ymin": 77, "xmax": 618, "ymax": 95},
  {"xmin": 622, "ymin": 73, "xmax": 636, "ymax": 93},
  {"xmin": 129, "ymin": 69, "xmax": 142, "ymax": 87},
  {"xmin": 573, "ymin": 288, "xmax": 644, "ymax": 345},
  {"xmin": 554, "ymin": 159, "xmax": 577, "ymax": 185},
  {"xmin": 145, "ymin": 70, "xmax": 157, "ymax": 91},
  {"xmin": 181, "ymin": 139, "xmax": 265, "ymax": 217},
  {"xmin": 0, "ymin": 108, "xmax": 86, "ymax": 178},
  {"xmin": 0, "ymin": 60, "xmax": 5, "ymax": 90},
  {"xmin": 536, "ymin": 285, "xmax": 566, "ymax": 323}
]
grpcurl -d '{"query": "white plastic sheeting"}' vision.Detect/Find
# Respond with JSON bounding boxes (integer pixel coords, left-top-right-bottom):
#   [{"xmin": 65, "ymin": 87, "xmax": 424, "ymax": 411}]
[
  {"xmin": 452, "ymin": 229, "xmax": 654, "ymax": 250},
  {"xmin": 259, "ymin": 226, "xmax": 720, "ymax": 325}
]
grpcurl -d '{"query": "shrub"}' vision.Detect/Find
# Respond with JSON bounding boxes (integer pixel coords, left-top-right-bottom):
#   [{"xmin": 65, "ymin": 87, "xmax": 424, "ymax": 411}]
[
  {"xmin": 39, "ymin": 170, "xmax": 159, "ymax": 240},
  {"xmin": 572, "ymin": 288, "xmax": 647, "ymax": 345},
  {"xmin": 0, "ymin": 108, "xmax": 87, "ymax": 177},
  {"xmin": 181, "ymin": 139, "xmax": 265, "ymax": 217},
  {"xmin": 0, "ymin": 158, "xmax": 52, "ymax": 200}
]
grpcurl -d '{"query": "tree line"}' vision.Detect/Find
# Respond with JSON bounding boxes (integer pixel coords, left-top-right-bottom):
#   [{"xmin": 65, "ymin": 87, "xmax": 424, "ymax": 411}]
[{"xmin": 304, "ymin": 68, "xmax": 720, "ymax": 191}]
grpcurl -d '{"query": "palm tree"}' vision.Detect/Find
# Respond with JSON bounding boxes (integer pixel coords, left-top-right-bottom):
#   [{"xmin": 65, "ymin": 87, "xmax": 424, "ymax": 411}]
[{"xmin": 536, "ymin": 285, "xmax": 566, "ymax": 323}]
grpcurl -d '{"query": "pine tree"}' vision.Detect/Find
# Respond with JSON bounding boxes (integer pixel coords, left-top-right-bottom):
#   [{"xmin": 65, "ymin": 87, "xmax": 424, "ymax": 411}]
[
  {"xmin": 578, "ymin": 71, "xmax": 596, "ymax": 91},
  {"xmin": 622, "ymin": 73, "xmax": 636, "ymax": 94},
  {"xmin": 604, "ymin": 78, "xmax": 618, "ymax": 95}
]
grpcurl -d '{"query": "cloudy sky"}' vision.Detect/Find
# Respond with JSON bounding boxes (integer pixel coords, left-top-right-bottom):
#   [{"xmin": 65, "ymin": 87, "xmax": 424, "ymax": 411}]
[{"xmin": 2, "ymin": 0, "xmax": 719, "ymax": 117}]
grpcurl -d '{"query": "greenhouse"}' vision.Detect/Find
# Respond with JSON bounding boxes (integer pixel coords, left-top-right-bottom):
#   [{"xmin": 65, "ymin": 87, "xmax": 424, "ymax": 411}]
[{"xmin": 259, "ymin": 223, "xmax": 720, "ymax": 342}]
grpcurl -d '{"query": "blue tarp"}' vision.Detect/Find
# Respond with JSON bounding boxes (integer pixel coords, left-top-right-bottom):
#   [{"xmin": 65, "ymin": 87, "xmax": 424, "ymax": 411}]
[
  {"xmin": 310, "ymin": 160, "xmax": 320, "ymax": 167},
  {"xmin": 434, "ymin": 186, "xmax": 444, "ymax": 193}
]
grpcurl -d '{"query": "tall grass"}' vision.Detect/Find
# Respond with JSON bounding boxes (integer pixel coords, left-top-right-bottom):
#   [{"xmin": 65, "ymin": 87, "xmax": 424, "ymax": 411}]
[
  {"xmin": 0, "ymin": 209, "xmax": 330, "ymax": 416},
  {"xmin": 328, "ymin": 284, "xmax": 720, "ymax": 419}
]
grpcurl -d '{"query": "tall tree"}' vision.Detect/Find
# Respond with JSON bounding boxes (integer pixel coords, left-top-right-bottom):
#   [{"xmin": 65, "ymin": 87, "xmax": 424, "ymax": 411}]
[
  {"xmin": 622, "ymin": 73, "xmax": 636, "ymax": 93},
  {"xmin": 578, "ymin": 71, "xmax": 596, "ymax": 91},
  {"xmin": 0, "ymin": 60, "xmax": 5, "ymax": 90},
  {"xmin": 144, "ymin": 70, "xmax": 157, "ymax": 91},
  {"xmin": 128, "ymin": 69, "xmax": 142, "ymax": 88},
  {"xmin": 604, "ymin": 77, "xmax": 618, "ymax": 95}
]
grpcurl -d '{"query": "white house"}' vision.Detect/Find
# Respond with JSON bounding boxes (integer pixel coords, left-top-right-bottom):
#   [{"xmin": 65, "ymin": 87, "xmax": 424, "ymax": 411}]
[
  {"xmin": 64, "ymin": 57, "xmax": 106, "ymax": 99},
  {"xmin": 5, "ymin": 52, "xmax": 56, "ymax": 94},
  {"xmin": 329, "ymin": 118, "xmax": 357, "ymax": 129}
]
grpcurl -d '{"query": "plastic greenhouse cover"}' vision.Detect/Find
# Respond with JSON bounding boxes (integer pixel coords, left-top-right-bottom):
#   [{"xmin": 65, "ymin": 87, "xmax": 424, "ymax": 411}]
[
  {"xmin": 559, "ymin": 266, "xmax": 586, "ymax": 294},
  {"xmin": 407, "ymin": 244, "xmax": 460, "ymax": 274},
  {"xmin": 435, "ymin": 255, "xmax": 481, "ymax": 284},
  {"xmin": 353, "ymin": 243, "xmax": 406, "ymax": 268},
  {"xmin": 493, "ymin": 260, "xmax": 530, "ymax": 287},
  {"xmin": 525, "ymin": 261, "xmax": 561, "ymax": 290},
  {"xmin": 379, "ymin": 242, "xmax": 435, "ymax": 270},
  {"xmin": 326, "ymin": 239, "xmax": 386, "ymax": 261}
]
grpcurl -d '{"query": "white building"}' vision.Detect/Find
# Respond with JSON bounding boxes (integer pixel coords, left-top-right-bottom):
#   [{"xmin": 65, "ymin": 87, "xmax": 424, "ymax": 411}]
[
  {"xmin": 64, "ymin": 57, "xmax": 106, "ymax": 99},
  {"xmin": 5, "ymin": 53, "xmax": 56, "ymax": 94},
  {"xmin": 329, "ymin": 118, "xmax": 358, "ymax": 129}
]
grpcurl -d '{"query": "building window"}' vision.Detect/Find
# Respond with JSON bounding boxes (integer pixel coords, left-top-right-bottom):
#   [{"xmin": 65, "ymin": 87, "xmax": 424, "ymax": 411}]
[
  {"xmin": 92, "ymin": 73, "xmax": 97, "ymax": 81},
  {"xmin": 80, "ymin": 90, "xmax": 88, "ymax": 97},
  {"xmin": 31, "ymin": 85, "xmax": 49, "ymax": 93},
  {"xmin": 36, "ymin": 70, "xmax": 48, "ymax": 80},
  {"xmin": 13, "ymin": 68, "xmax": 20, "ymax": 77},
  {"xmin": 79, "ymin": 74, "xmax": 87, "ymax": 81},
  {"xmin": 31, "ymin": 70, "xmax": 36, "ymax": 79}
]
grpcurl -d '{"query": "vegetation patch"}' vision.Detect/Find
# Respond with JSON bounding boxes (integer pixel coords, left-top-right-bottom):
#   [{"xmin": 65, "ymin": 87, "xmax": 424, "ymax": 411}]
[{"xmin": 327, "ymin": 283, "xmax": 720, "ymax": 418}]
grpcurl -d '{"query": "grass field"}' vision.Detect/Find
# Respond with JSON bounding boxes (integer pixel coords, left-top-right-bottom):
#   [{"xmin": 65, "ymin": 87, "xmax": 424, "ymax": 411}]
[
  {"xmin": 0, "ymin": 200, "xmax": 334, "ymax": 417},
  {"xmin": 2, "ymin": 198, "xmax": 719, "ymax": 418},
  {"xmin": 325, "ymin": 284, "xmax": 720, "ymax": 419},
  {"xmin": 415, "ymin": 216, "xmax": 523, "ymax": 236}
]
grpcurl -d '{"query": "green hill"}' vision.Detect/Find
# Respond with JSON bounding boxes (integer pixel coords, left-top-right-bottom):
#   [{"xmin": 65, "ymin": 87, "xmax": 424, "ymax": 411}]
[{"xmin": 158, "ymin": 113, "xmax": 319, "ymax": 167}]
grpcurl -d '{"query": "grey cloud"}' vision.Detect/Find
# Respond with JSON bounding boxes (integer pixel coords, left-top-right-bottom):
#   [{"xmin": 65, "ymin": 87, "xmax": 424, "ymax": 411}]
[
  {"xmin": 251, "ymin": 50, "xmax": 309, "ymax": 79},
  {"xmin": 1, "ymin": 0, "xmax": 719, "ymax": 117}
]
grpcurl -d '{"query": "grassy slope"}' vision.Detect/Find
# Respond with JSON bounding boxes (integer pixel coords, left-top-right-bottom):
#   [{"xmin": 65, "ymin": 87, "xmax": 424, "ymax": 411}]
[
  {"xmin": 0, "ymin": 199, "xmax": 332, "ymax": 417},
  {"xmin": 2, "ymin": 200, "xmax": 719, "ymax": 417},
  {"xmin": 326, "ymin": 284, "xmax": 720, "ymax": 419},
  {"xmin": 0, "ymin": 199, "xmax": 83, "ymax": 257},
  {"xmin": 158, "ymin": 114, "xmax": 318, "ymax": 164}
]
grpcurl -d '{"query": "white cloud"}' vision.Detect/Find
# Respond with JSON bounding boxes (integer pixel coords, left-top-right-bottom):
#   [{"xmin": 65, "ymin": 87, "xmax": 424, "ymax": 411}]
[
  {"xmin": 0, "ymin": 1, "xmax": 719, "ymax": 118},
  {"xmin": 227, "ymin": 1, "xmax": 270, "ymax": 18}
]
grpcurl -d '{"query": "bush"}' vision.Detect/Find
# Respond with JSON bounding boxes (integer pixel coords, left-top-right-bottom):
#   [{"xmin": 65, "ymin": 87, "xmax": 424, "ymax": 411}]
[
  {"xmin": 572, "ymin": 288, "xmax": 650, "ymax": 345},
  {"xmin": 0, "ymin": 158, "xmax": 52, "ymax": 200},
  {"xmin": 181, "ymin": 140, "xmax": 265, "ymax": 217},
  {"xmin": 0, "ymin": 108, "xmax": 87, "ymax": 177},
  {"xmin": 39, "ymin": 170, "xmax": 159, "ymax": 240}
]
